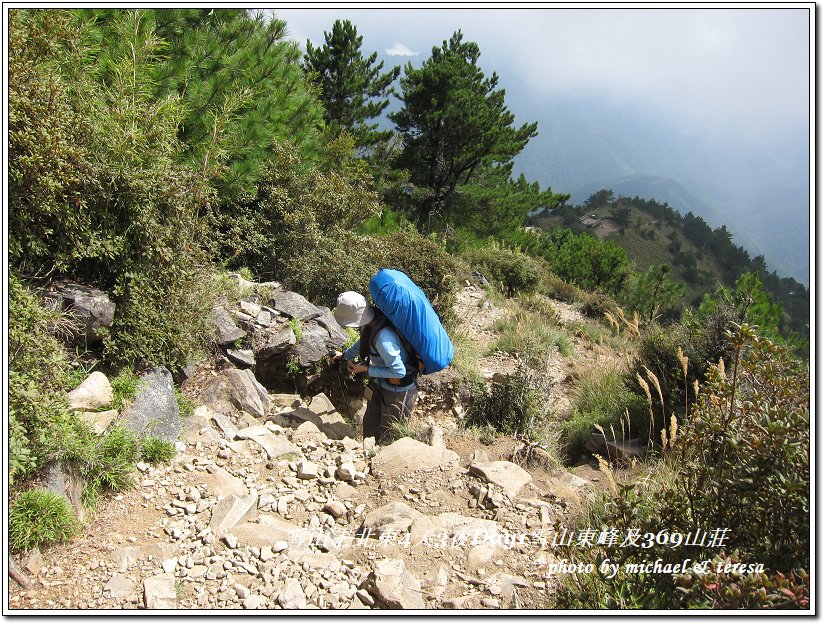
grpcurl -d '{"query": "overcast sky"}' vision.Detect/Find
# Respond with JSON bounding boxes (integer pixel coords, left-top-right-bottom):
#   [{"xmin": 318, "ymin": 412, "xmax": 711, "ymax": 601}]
[{"xmin": 273, "ymin": 6, "xmax": 811, "ymax": 147}]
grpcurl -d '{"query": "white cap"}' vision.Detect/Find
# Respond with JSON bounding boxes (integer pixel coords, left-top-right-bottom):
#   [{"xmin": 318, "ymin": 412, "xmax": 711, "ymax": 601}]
[{"xmin": 333, "ymin": 292, "xmax": 375, "ymax": 328}]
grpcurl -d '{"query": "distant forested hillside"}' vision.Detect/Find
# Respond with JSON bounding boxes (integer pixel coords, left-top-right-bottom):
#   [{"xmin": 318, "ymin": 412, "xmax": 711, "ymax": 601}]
[{"xmin": 529, "ymin": 190, "xmax": 809, "ymax": 343}]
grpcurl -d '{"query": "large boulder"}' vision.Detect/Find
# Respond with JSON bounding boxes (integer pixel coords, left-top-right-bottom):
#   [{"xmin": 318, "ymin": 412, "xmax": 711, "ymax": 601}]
[
  {"xmin": 41, "ymin": 281, "xmax": 115, "ymax": 345},
  {"xmin": 372, "ymin": 438, "xmax": 460, "ymax": 477},
  {"xmin": 198, "ymin": 368, "xmax": 270, "ymax": 418},
  {"xmin": 275, "ymin": 406, "xmax": 356, "ymax": 440},
  {"xmin": 270, "ymin": 291, "xmax": 323, "ymax": 321},
  {"xmin": 360, "ymin": 501, "xmax": 425, "ymax": 536},
  {"xmin": 468, "ymin": 460, "xmax": 533, "ymax": 497},
  {"xmin": 120, "ymin": 367, "xmax": 180, "ymax": 442}
]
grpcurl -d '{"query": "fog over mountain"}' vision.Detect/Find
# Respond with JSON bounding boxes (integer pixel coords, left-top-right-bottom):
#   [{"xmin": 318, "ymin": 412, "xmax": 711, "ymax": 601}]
[{"xmin": 275, "ymin": 7, "xmax": 811, "ymax": 285}]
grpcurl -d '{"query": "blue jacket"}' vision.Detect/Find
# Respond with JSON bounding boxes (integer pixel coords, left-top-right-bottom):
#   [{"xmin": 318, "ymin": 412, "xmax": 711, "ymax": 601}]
[{"xmin": 343, "ymin": 326, "xmax": 416, "ymax": 392}]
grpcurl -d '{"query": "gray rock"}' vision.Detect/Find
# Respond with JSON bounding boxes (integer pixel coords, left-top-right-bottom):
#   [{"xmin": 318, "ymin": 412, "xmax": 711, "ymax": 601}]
[
  {"xmin": 209, "ymin": 412, "xmax": 238, "ymax": 440},
  {"xmin": 231, "ymin": 517, "xmax": 313, "ymax": 553},
  {"xmin": 426, "ymin": 424, "xmax": 445, "ymax": 448},
  {"xmin": 66, "ymin": 372, "xmax": 113, "ymax": 412},
  {"xmin": 239, "ymin": 300, "xmax": 261, "ymax": 317},
  {"xmin": 120, "ymin": 367, "xmax": 180, "ymax": 442},
  {"xmin": 271, "ymin": 291, "xmax": 323, "ymax": 321},
  {"xmin": 305, "ymin": 393, "xmax": 336, "ymax": 415},
  {"xmin": 254, "ymin": 326, "xmax": 296, "ymax": 359},
  {"xmin": 245, "ymin": 432, "xmax": 300, "ymax": 461},
  {"xmin": 278, "ymin": 407, "xmax": 356, "ymax": 441},
  {"xmin": 199, "ymin": 368, "xmax": 270, "ymax": 418},
  {"xmin": 293, "ymin": 322, "xmax": 332, "ymax": 368},
  {"xmin": 199, "ymin": 465, "xmax": 248, "ymax": 498},
  {"xmin": 42, "ymin": 461, "xmax": 85, "ymax": 522},
  {"xmin": 212, "ymin": 307, "xmax": 247, "ymax": 346},
  {"xmin": 372, "ymin": 438, "xmax": 459, "ymax": 477},
  {"xmin": 468, "ymin": 461, "xmax": 533, "ymax": 497},
  {"xmin": 209, "ymin": 494, "xmax": 258, "ymax": 538},
  {"xmin": 605, "ymin": 438, "xmax": 644, "ymax": 463},
  {"xmin": 297, "ymin": 460, "xmax": 319, "ymax": 480},
  {"xmin": 243, "ymin": 595, "xmax": 268, "ymax": 609},
  {"xmin": 369, "ymin": 559, "xmax": 426, "ymax": 610},
  {"xmin": 323, "ymin": 501, "xmax": 347, "ymax": 519},
  {"xmin": 315, "ymin": 309, "xmax": 349, "ymax": 346},
  {"xmin": 143, "ymin": 573, "xmax": 177, "ymax": 609},
  {"xmin": 336, "ymin": 462, "xmax": 357, "ymax": 482},
  {"xmin": 361, "ymin": 501, "xmax": 424, "ymax": 536},
  {"xmin": 42, "ymin": 281, "xmax": 115, "ymax": 345},
  {"xmin": 226, "ymin": 348, "xmax": 256, "ymax": 368}
]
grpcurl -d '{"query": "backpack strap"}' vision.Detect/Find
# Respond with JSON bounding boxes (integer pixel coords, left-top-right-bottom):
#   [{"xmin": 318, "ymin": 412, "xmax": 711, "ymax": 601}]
[{"xmin": 367, "ymin": 314, "xmax": 423, "ymax": 387}]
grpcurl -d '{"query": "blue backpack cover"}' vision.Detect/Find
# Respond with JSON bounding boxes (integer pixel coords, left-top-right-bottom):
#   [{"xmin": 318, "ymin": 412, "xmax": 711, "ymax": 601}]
[{"xmin": 368, "ymin": 269, "xmax": 454, "ymax": 375}]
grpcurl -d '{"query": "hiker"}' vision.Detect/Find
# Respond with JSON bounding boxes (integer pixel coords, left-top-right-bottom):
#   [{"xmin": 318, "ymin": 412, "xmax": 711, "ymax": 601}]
[{"xmin": 331, "ymin": 291, "xmax": 418, "ymax": 445}]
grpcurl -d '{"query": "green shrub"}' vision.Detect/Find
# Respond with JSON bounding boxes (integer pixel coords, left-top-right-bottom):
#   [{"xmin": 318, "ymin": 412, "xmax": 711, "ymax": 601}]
[
  {"xmin": 561, "ymin": 367, "xmax": 647, "ymax": 460},
  {"xmin": 110, "ymin": 369, "xmax": 140, "ymax": 411},
  {"xmin": 11, "ymin": 10, "xmax": 219, "ymax": 371},
  {"xmin": 140, "ymin": 437, "xmax": 176, "ymax": 464},
  {"xmin": 462, "ymin": 246, "xmax": 543, "ymax": 297},
  {"xmin": 213, "ymin": 140, "xmax": 382, "ymax": 297},
  {"xmin": 576, "ymin": 290, "xmax": 619, "ymax": 319},
  {"xmin": 8, "ymin": 272, "xmax": 79, "ymax": 484},
  {"xmin": 465, "ymin": 363, "xmax": 550, "ymax": 439},
  {"xmin": 543, "ymin": 273, "xmax": 580, "ymax": 303},
  {"xmin": 9, "ymin": 488, "xmax": 79, "ymax": 552},
  {"xmin": 362, "ymin": 229, "xmax": 460, "ymax": 326},
  {"xmin": 175, "ymin": 388, "xmax": 196, "ymax": 419},
  {"xmin": 554, "ymin": 326, "xmax": 810, "ymax": 608}
]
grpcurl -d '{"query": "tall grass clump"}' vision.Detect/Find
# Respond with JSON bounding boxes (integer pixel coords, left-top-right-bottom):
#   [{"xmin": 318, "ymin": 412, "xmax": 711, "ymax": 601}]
[
  {"xmin": 9, "ymin": 488, "xmax": 80, "ymax": 552},
  {"xmin": 492, "ymin": 309, "xmax": 572, "ymax": 367},
  {"xmin": 553, "ymin": 324, "xmax": 810, "ymax": 609},
  {"xmin": 561, "ymin": 367, "xmax": 647, "ymax": 460}
]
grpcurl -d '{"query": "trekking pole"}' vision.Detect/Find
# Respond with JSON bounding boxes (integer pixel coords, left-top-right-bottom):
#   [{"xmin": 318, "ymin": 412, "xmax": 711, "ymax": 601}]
[{"xmin": 329, "ymin": 350, "xmax": 355, "ymax": 424}]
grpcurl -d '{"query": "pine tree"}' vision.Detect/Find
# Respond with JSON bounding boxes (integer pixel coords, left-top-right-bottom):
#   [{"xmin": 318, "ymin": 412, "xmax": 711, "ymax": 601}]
[
  {"xmin": 78, "ymin": 8, "xmax": 326, "ymax": 197},
  {"xmin": 390, "ymin": 30, "xmax": 538, "ymax": 223},
  {"xmin": 303, "ymin": 19, "xmax": 400, "ymax": 150}
]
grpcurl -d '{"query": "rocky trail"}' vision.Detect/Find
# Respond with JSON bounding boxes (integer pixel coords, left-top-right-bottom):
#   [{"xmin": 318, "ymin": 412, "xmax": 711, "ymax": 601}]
[{"xmin": 8, "ymin": 280, "xmax": 611, "ymax": 611}]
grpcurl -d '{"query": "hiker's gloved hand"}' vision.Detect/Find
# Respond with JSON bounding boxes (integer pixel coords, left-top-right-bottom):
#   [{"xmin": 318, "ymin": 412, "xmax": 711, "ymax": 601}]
[
  {"xmin": 330, "ymin": 350, "xmax": 344, "ymax": 362},
  {"xmin": 348, "ymin": 362, "xmax": 368, "ymax": 375}
]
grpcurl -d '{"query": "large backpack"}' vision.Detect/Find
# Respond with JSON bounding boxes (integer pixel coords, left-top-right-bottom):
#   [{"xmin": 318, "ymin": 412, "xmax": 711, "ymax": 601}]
[{"xmin": 368, "ymin": 269, "xmax": 454, "ymax": 376}]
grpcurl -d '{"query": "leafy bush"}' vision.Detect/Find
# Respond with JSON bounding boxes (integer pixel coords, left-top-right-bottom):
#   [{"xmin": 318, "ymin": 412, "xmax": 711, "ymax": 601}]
[
  {"xmin": 631, "ymin": 294, "xmax": 740, "ymax": 424},
  {"xmin": 554, "ymin": 326, "xmax": 810, "ymax": 608},
  {"xmin": 576, "ymin": 290, "xmax": 619, "ymax": 319},
  {"xmin": 462, "ymin": 246, "xmax": 544, "ymax": 297},
  {"xmin": 8, "ymin": 272, "xmax": 79, "ymax": 484},
  {"xmin": 465, "ymin": 363, "xmax": 550, "ymax": 439},
  {"xmin": 10, "ymin": 9, "xmax": 218, "ymax": 370},
  {"xmin": 8, "ymin": 10, "xmax": 95, "ymax": 275},
  {"xmin": 213, "ymin": 140, "xmax": 382, "ymax": 305},
  {"xmin": 9, "ymin": 488, "xmax": 79, "ymax": 552},
  {"xmin": 543, "ymin": 273, "xmax": 580, "ymax": 303},
  {"xmin": 362, "ymin": 229, "xmax": 460, "ymax": 326},
  {"xmin": 540, "ymin": 228, "xmax": 631, "ymax": 295}
]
